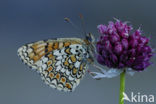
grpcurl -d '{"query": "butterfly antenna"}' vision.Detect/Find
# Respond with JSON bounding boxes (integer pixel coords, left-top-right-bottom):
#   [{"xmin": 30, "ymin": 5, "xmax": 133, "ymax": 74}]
[
  {"xmin": 64, "ymin": 17, "xmax": 81, "ymax": 33},
  {"xmin": 79, "ymin": 14, "xmax": 87, "ymax": 35}
]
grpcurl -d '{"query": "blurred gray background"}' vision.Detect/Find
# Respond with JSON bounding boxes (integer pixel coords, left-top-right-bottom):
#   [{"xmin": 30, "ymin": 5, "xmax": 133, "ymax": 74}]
[{"xmin": 0, "ymin": 0, "xmax": 155, "ymax": 104}]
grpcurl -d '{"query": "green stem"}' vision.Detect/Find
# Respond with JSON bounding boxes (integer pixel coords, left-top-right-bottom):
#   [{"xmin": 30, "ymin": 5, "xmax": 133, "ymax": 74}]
[{"xmin": 119, "ymin": 70, "xmax": 126, "ymax": 104}]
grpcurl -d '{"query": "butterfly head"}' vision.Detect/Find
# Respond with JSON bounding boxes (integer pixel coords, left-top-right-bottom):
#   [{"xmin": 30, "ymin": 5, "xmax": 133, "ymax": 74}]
[{"xmin": 85, "ymin": 33, "xmax": 95, "ymax": 44}]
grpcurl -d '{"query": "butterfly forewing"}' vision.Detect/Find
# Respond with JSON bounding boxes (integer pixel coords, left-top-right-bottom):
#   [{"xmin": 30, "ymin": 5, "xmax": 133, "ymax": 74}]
[{"xmin": 17, "ymin": 38, "xmax": 90, "ymax": 92}]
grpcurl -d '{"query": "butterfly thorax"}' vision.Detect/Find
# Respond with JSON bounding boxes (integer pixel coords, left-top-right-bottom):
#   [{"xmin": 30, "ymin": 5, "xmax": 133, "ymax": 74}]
[{"xmin": 83, "ymin": 33, "xmax": 96, "ymax": 64}]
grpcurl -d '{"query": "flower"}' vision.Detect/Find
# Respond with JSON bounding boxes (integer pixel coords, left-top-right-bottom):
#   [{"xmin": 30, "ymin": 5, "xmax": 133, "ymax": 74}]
[{"xmin": 96, "ymin": 19, "xmax": 153, "ymax": 71}]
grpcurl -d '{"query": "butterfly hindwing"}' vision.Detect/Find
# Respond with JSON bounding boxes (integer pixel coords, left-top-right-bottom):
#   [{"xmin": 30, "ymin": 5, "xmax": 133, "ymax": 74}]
[
  {"xmin": 18, "ymin": 38, "xmax": 90, "ymax": 91},
  {"xmin": 40, "ymin": 44, "xmax": 89, "ymax": 91}
]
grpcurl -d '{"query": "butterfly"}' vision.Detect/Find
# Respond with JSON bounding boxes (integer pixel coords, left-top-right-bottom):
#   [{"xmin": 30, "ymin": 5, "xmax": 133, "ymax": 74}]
[{"xmin": 17, "ymin": 33, "xmax": 96, "ymax": 92}]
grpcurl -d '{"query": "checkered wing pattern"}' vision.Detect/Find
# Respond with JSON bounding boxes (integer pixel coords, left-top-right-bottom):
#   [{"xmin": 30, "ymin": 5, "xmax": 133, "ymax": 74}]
[{"xmin": 17, "ymin": 38, "xmax": 89, "ymax": 92}]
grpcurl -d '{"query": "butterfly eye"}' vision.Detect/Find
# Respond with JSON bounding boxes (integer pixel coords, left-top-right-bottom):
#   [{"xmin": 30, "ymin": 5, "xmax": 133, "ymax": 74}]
[{"xmin": 86, "ymin": 33, "xmax": 95, "ymax": 43}]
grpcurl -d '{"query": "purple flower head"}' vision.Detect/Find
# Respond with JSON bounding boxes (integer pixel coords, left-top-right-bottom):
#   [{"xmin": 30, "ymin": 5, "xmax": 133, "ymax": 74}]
[
  {"xmin": 96, "ymin": 19, "xmax": 154, "ymax": 71},
  {"xmin": 97, "ymin": 24, "xmax": 107, "ymax": 34}
]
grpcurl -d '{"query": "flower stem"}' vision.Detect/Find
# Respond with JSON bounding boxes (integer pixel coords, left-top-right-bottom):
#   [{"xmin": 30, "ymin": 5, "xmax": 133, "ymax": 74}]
[{"xmin": 119, "ymin": 70, "xmax": 125, "ymax": 104}]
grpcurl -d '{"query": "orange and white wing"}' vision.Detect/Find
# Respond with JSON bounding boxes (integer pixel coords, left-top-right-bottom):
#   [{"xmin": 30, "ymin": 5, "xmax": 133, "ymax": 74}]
[
  {"xmin": 17, "ymin": 38, "xmax": 83, "ymax": 71},
  {"xmin": 17, "ymin": 38, "xmax": 89, "ymax": 92}
]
